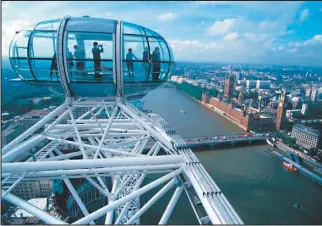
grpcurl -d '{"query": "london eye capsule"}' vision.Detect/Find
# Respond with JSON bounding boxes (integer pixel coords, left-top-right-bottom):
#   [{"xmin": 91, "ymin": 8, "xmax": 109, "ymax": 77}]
[{"xmin": 9, "ymin": 16, "xmax": 175, "ymax": 99}]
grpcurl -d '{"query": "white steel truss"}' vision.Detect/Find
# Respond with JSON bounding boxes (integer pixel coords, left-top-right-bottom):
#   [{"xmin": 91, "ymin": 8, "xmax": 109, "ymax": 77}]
[{"xmin": 1, "ymin": 99, "xmax": 243, "ymax": 224}]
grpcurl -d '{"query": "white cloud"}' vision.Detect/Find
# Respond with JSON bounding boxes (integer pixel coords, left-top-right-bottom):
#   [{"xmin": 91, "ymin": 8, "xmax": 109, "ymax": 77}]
[
  {"xmin": 105, "ymin": 12, "xmax": 113, "ymax": 18},
  {"xmin": 2, "ymin": 20, "xmax": 33, "ymax": 56},
  {"xmin": 224, "ymin": 32, "xmax": 238, "ymax": 41},
  {"xmin": 169, "ymin": 39, "xmax": 223, "ymax": 52},
  {"xmin": 158, "ymin": 12, "xmax": 177, "ymax": 22},
  {"xmin": 299, "ymin": 8, "xmax": 309, "ymax": 22},
  {"xmin": 207, "ymin": 18, "xmax": 237, "ymax": 35}
]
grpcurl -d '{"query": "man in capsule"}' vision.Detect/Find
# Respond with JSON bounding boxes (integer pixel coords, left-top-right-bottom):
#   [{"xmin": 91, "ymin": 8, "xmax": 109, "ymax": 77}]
[
  {"xmin": 74, "ymin": 45, "xmax": 85, "ymax": 75},
  {"xmin": 126, "ymin": 48, "xmax": 139, "ymax": 77},
  {"xmin": 92, "ymin": 42, "xmax": 104, "ymax": 78},
  {"xmin": 152, "ymin": 47, "xmax": 161, "ymax": 80},
  {"xmin": 143, "ymin": 47, "xmax": 152, "ymax": 80},
  {"xmin": 50, "ymin": 53, "xmax": 58, "ymax": 78}
]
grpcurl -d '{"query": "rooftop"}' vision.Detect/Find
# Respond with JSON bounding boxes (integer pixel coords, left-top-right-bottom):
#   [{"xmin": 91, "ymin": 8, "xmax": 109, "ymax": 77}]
[{"xmin": 11, "ymin": 198, "xmax": 47, "ymax": 218}]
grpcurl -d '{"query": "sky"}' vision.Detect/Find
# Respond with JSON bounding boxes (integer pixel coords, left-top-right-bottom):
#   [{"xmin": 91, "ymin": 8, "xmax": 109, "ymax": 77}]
[{"xmin": 2, "ymin": 1, "xmax": 322, "ymax": 66}]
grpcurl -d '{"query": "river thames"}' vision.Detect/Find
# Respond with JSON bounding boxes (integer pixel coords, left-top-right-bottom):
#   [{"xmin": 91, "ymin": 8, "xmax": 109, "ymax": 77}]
[{"xmin": 139, "ymin": 86, "xmax": 322, "ymax": 224}]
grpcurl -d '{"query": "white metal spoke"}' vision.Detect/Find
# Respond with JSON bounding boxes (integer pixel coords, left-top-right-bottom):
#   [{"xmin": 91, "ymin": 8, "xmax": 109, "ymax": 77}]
[
  {"xmin": 94, "ymin": 105, "xmax": 119, "ymax": 159},
  {"xmin": 2, "ymin": 189, "xmax": 68, "ymax": 224},
  {"xmin": 159, "ymin": 185, "xmax": 184, "ymax": 224},
  {"xmin": 74, "ymin": 168, "xmax": 183, "ymax": 224},
  {"xmin": 125, "ymin": 178, "xmax": 176, "ymax": 224},
  {"xmin": 68, "ymin": 106, "xmax": 88, "ymax": 159},
  {"xmin": 64, "ymin": 178, "xmax": 95, "ymax": 224},
  {"xmin": 2, "ymin": 100, "xmax": 243, "ymax": 225}
]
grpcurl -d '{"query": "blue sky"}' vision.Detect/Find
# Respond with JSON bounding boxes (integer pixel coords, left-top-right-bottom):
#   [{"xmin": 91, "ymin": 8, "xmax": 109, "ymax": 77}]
[{"xmin": 2, "ymin": 1, "xmax": 322, "ymax": 66}]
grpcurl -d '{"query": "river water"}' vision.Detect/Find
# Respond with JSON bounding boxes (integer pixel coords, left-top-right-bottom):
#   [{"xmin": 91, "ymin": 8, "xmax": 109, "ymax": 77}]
[{"xmin": 139, "ymin": 86, "xmax": 322, "ymax": 224}]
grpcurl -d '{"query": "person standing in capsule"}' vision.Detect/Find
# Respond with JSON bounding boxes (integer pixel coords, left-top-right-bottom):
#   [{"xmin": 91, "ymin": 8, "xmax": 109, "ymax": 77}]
[
  {"xmin": 50, "ymin": 53, "xmax": 58, "ymax": 78},
  {"xmin": 152, "ymin": 47, "xmax": 161, "ymax": 80},
  {"xmin": 92, "ymin": 42, "xmax": 104, "ymax": 78},
  {"xmin": 143, "ymin": 47, "xmax": 152, "ymax": 80},
  {"xmin": 74, "ymin": 45, "xmax": 85, "ymax": 75},
  {"xmin": 126, "ymin": 48, "xmax": 139, "ymax": 77}
]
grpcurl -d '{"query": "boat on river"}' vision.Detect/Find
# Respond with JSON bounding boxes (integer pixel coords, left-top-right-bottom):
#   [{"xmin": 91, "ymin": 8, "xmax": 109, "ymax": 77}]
[
  {"xmin": 283, "ymin": 162, "xmax": 297, "ymax": 172},
  {"xmin": 266, "ymin": 138, "xmax": 276, "ymax": 147}
]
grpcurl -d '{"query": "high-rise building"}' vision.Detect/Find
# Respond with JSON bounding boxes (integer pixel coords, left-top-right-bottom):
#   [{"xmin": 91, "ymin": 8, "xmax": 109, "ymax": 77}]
[{"xmin": 224, "ymin": 74, "xmax": 236, "ymax": 99}]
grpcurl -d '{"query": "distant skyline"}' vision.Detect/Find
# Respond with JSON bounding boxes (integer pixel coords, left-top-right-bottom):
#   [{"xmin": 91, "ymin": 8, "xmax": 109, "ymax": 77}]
[{"xmin": 2, "ymin": 1, "xmax": 322, "ymax": 66}]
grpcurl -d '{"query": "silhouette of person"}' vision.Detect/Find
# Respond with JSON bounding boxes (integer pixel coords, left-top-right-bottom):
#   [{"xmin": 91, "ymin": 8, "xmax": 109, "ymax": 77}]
[
  {"xmin": 92, "ymin": 42, "xmax": 104, "ymax": 78},
  {"xmin": 67, "ymin": 48, "xmax": 74, "ymax": 77},
  {"xmin": 152, "ymin": 47, "xmax": 161, "ymax": 80},
  {"xmin": 74, "ymin": 45, "xmax": 85, "ymax": 75},
  {"xmin": 50, "ymin": 53, "xmax": 58, "ymax": 78},
  {"xmin": 126, "ymin": 48, "xmax": 138, "ymax": 77},
  {"xmin": 143, "ymin": 47, "xmax": 151, "ymax": 80}
]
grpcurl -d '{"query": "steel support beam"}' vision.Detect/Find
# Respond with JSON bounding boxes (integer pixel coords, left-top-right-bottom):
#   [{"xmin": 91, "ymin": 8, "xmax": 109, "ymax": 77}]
[
  {"xmin": 2, "ymin": 190, "xmax": 67, "ymax": 224},
  {"xmin": 159, "ymin": 185, "xmax": 184, "ymax": 224},
  {"xmin": 73, "ymin": 168, "xmax": 183, "ymax": 224}
]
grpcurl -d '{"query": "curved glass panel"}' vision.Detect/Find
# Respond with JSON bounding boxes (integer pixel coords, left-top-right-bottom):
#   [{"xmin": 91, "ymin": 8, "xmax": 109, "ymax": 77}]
[
  {"xmin": 164, "ymin": 39, "xmax": 174, "ymax": 62},
  {"xmin": 147, "ymin": 37, "xmax": 170, "ymax": 62},
  {"xmin": 35, "ymin": 19, "xmax": 60, "ymax": 30},
  {"xmin": 11, "ymin": 58, "xmax": 34, "ymax": 80},
  {"xmin": 123, "ymin": 22, "xmax": 145, "ymax": 35},
  {"xmin": 30, "ymin": 31, "xmax": 57, "ymax": 58},
  {"xmin": 167, "ymin": 62, "xmax": 176, "ymax": 80},
  {"xmin": 10, "ymin": 30, "xmax": 31, "ymax": 58},
  {"xmin": 143, "ymin": 27, "xmax": 161, "ymax": 37},
  {"xmin": 23, "ymin": 22, "xmax": 39, "ymax": 31},
  {"xmin": 66, "ymin": 17, "xmax": 116, "ymax": 33},
  {"xmin": 122, "ymin": 35, "xmax": 150, "ymax": 82},
  {"xmin": 29, "ymin": 31, "xmax": 59, "ymax": 80},
  {"xmin": 8, "ymin": 17, "xmax": 174, "ymax": 99},
  {"xmin": 66, "ymin": 32, "xmax": 114, "ymax": 83}
]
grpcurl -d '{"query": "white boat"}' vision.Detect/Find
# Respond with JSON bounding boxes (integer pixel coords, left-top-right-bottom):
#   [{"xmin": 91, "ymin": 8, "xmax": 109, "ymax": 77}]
[{"xmin": 266, "ymin": 138, "xmax": 276, "ymax": 147}]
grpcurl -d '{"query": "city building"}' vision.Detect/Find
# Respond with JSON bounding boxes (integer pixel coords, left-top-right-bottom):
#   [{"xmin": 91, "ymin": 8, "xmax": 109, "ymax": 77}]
[
  {"xmin": 311, "ymin": 87, "xmax": 318, "ymax": 102},
  {"xmin": 276, "ymin": 90, "xmax": 292, "ymax": 131},
  {"xmin": 12, "ymin": 180, "xmax": 52, "ymax": 201},
  {"xmin": 256, "ymin": 80, "xmax": 271, "ymax": 89},
  {"xmin": 291, "ymin": 124, "xmax": 322, "ymax": 150},
  {"xmin": 2, "ymin": 109, "xmax": 54, "ymax": 146},
  {"xmin": 237, "ymin": 90, "xmax": 244, "ymax": 105},
  {"xmin": 202, "ymin": 92, "xmax": 275, "ymax": 132},
  {"xmin": 286, "ymin": 109, "xmax": 301, "ymax": 119},
  {"xmin": 224, "ymin": 74, "xmax": 236, "ymax": 99},
  {"xmin": 5, "ymin": 198, "xmax": 48, "ymax": 225}
]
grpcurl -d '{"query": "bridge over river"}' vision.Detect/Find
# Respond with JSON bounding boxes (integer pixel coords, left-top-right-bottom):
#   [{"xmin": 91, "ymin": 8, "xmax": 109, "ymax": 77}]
[{"xmin": 145, "ymin": 133, "xmax": 276, "ymax": 150}]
